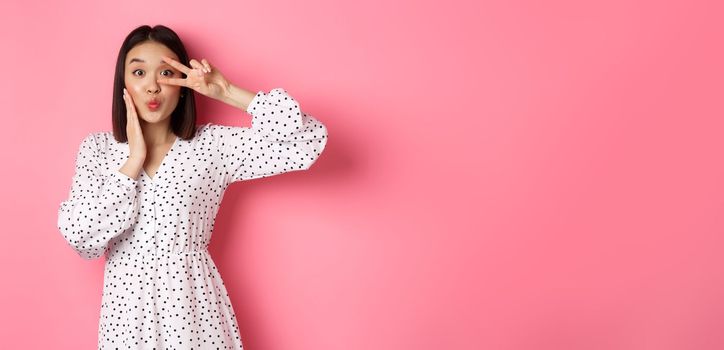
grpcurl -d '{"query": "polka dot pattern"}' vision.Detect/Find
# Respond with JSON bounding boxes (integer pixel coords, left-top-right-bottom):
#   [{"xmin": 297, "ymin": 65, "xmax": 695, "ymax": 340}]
[{"xmin": 57, "ymin": 88, "xmax": 328, "ymax": 349}]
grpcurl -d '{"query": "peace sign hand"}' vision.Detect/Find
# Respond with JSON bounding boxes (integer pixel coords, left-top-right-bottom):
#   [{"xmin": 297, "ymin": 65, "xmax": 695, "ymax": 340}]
[{"xmin": 157, "ymin": 56, "xmax": 231, "ymax": 101}]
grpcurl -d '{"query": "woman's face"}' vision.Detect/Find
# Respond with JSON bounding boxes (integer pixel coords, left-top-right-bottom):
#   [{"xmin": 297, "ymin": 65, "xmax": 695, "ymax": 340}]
[{"xmin": 124, "ymin": 41, "xmax": 183, "ymax": 124}]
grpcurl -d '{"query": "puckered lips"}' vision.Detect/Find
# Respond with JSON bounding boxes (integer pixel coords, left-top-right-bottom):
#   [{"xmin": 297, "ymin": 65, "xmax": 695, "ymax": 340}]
[{"xmin": 147, "ymin": 99, "xmax": 161, "ymax": 110}]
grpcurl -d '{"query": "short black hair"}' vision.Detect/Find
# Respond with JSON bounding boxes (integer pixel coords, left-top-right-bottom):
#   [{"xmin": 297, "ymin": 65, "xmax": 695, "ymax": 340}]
[{"xmin": 111, "ymin": 24, "xmax": 197, "ymax": 142}]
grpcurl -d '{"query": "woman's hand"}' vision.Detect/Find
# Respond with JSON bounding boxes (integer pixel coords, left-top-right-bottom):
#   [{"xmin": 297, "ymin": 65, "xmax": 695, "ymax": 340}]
[
  {"xmin": 157, "ymin": 56, "xmax": 231, "ymax": 101},
  {"xmin": 122, "ymin": 88, "xmax": 147, "ymax": 161}
]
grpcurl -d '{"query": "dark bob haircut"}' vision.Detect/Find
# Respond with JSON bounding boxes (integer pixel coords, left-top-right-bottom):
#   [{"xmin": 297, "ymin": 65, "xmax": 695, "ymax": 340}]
[{"xmin": 111, "ymin": 24, "xmax": 197, "ymax": 142}]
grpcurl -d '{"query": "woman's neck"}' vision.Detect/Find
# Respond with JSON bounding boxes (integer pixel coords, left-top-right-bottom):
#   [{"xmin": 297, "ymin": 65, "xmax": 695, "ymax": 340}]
[{"xmin": 140, "ymin": 120, "xmax": 175, "ymax": 146}]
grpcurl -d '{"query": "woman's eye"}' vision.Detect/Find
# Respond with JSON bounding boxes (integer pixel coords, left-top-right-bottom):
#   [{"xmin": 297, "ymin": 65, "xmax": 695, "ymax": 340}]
[{"xmin": 131, "ymin": 69, "xmax": 173, "ymax": 77}]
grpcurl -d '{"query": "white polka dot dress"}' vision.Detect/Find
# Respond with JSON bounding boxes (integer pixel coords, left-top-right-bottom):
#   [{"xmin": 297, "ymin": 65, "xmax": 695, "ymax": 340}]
[{"xmin": 57, "ymin": 88, "xmax": 328, "ymax": 349}]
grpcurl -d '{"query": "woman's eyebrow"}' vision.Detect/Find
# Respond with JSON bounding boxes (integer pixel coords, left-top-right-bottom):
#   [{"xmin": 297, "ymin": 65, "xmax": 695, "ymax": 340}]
[{"xmin": 128, "ymin": 58, "xmax": 168, "ymax": 65}]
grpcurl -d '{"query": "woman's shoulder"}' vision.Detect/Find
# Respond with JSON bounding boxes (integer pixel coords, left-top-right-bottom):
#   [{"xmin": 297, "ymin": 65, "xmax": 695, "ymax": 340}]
[
  {"xmin": 75, "ymin": 130, "xmax": 112, "ymax": 151},
  {"xmin": 196, "ymin": 122, "xmax": 250, "ymax": 138}
]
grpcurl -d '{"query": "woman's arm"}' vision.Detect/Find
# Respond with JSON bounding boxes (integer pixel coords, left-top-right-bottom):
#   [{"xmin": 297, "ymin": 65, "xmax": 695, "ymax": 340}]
[
  {"xmin": 153, "ymin": 57, "xmax": 328, "ymax": 184},
  {"xmin": 57, "ymin": 133, "xmax": 141, "ymax": 259},
  {"xmin": 219, "ymin": 83, "xmax": 257, "ymax": 112},
  {"xmin": 208, "ymin": 87, "xmax": 329, "ymax": 185}
]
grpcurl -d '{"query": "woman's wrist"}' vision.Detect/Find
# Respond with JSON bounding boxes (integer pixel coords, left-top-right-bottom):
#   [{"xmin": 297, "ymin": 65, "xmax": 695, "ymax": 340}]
[
  {"xmin": 120, "ymin": 156, "xmax": 146, "ymax": 180},
  {"xmin": 221, "ymin": 83, "xmax": 256, "ymax": 112}
]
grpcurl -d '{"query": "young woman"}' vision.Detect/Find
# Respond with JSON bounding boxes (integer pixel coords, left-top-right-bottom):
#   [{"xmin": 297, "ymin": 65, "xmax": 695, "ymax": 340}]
[{"xmin": 57, "ymin": 24, "xmax": 328, "ymax": 349}]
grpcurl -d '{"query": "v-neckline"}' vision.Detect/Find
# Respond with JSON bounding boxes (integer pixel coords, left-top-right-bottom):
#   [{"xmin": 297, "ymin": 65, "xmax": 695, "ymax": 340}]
[{"xmin": 142, "ymin": 135, "xmax": 179, "ymax": 183}]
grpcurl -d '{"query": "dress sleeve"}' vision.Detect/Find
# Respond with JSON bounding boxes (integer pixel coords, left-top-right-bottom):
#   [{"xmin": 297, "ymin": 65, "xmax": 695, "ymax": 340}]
[
  {"xmin": 57, "ymin": 133, "xmax": 141, "ymax": 260},
  {"xmin": 210, "ymin": 87, "xmax": 329, "ymax": 185}
]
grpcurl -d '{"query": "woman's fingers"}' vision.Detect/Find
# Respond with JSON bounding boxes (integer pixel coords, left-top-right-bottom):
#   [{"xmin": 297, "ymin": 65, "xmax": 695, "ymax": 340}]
[
  {"xmin": 191, "ymin": 58, "xmax": 211, "ymax": 73},
  {"xmin": 158, "ymin": 56, "xmax": 192, "ymax": 85},
  {"xmin": 156, "ymin": 56, "xmax": 215, "ymax": 93},
  {"xmin": 123, "ymin": 88, "xmax": 136, "ymax": 127},
  {"xmin": 157, "ymin": 76, "xmax": 188, "ymax": 86},
  {"xmin": 189, "ymin": 59, "xmax": 207, "ymax": 77},
  {"xmin": 123, "ymin": 88, "xmax": 145, "ymax": 160},
  {"xmin": 123, "ymin": 88, "xmax": 136, "ymax": 118},
  {"xmin": 122, "ymin": 88, "xmax": 131, "ymax": 116},
  {"xmin": 161, "ymin": 55, "xmax": 190, "ymax": 75}
]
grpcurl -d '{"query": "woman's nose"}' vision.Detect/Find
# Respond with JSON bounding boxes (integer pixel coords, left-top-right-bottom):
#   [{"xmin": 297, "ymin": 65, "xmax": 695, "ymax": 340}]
[{"xmin": 147, "ymin": 80, "xmax": 161, "ymax": 94}]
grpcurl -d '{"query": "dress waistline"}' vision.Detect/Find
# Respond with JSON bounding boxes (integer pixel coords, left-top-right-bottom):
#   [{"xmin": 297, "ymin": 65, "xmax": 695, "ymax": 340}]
[{"xmin": 106, "ymin": 248, "xmax": 210, "ymax": 261}]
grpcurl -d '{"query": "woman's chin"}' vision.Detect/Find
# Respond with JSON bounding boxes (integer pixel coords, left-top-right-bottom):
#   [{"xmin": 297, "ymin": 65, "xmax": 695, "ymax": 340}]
[{"xmin": 139, "ymin": 111, "xmax": 170, "ymax": 123}]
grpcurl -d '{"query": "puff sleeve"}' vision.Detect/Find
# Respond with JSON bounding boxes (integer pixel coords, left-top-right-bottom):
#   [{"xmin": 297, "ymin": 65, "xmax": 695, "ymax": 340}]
[
  {"xmin": 209, "ymin": 88, "xmax": 328, "ymax": 185},
  {"xmin": 57, "ymin": 133, "xmax": 141, "ymax": 260}
]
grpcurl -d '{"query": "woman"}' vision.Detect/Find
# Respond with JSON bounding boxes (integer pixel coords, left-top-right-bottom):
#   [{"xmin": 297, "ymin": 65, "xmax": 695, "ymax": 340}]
[{"xmin": 57, "ymin": 24, "xmax": 328, "ymax": 349}]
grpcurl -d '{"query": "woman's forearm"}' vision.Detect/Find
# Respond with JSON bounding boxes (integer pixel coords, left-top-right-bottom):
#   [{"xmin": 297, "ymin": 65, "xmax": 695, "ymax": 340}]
[
  {"xmin": 119, "ymin": 156, "xmax": 145, "ymax": 180},
  {"xmin": 221, "ymin": 83, "xmax": 257, "ymax": 112}
]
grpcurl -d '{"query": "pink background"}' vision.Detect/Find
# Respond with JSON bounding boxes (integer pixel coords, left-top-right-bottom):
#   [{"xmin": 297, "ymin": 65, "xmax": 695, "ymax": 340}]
[{"xmin": 2, "ymin": 0, "xmax": 724, "ymax": 349}]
